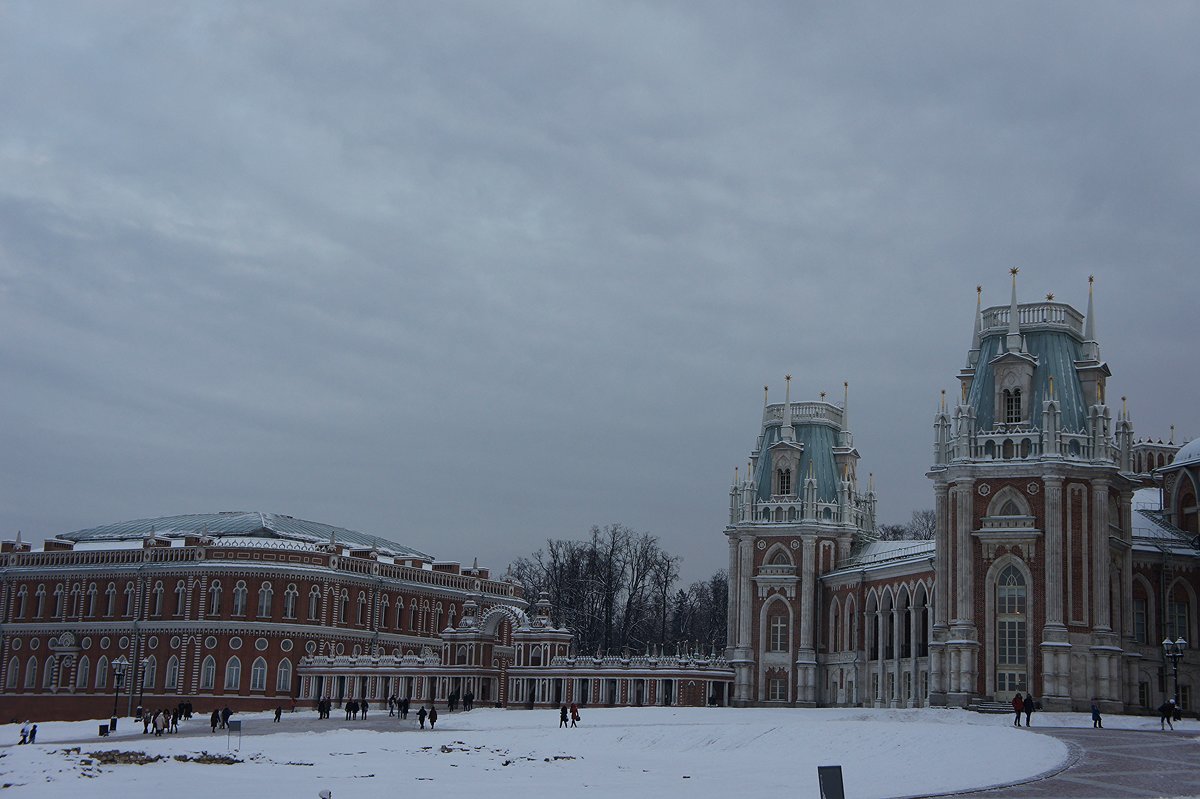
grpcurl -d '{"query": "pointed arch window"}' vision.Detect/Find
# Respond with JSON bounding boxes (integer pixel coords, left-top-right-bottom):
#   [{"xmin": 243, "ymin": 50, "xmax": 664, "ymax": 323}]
[
  {"xmin": 232, "ymin": 581, "xmax": 248, "ymax": 617},
  {"xmin": 283, "ymin": 584, "xmax": 298, "ymax": 619},
  {"xmin": 356, "ymin": 592, "xmax": 367, "ymax": 625},
  {"xmin": 208, "ymin": 581, "xmax": 222, "ymax": 616},
  {"xmin": 224, "ymin": 656, "xmax": 241, "ymax": 691},
  {"xmin": 15, "ymin": 585, "xmax": 27, "ymax": 618},
  {"xmin": 995, "ymin": 564, "xmax": 1027, "ymax": 696},
  {"xmin": 6, "ymin": 656, "xmax": 19, "ymax": 689},
  {"xmin": 105, "ymin": 583, "xmax": 117, "ymax": 617},
  {"xmin": 24, "ymin": 655, "xmax": 37, "ymax": 688},
  {"xmin": 409, "ymin": 604, "xmax": 417, "ymax": 631},
  {"xmin": 200, "ymin": 655, "xmax": 216, "ymax": 690},
  {"xmin": 35, "ymin": 584, "xmax": 46, "ymax": 618},
  {"xmin": 123, "ymin": 582, "xmax": 136, "ymax": 617},
  {"xmin": 395, "ymin": 598, "xmax": 405, "ymax": 629},
  {"xmin": 257, "ymin": 582, "xmax": 273, "ymax": 618},
  {"xmin": 87, "ymin": 583, "xmax": 98, "ymax": 617},
  {"xmin": 308, "ymin": 586, "xmax": 321, "ymax": 620},
  {"xmin": 276, "ymin": 658, "xmax": 293, "ymax": 693},
  {"xmin": 338, "ymin": 590, "xmax": 349, "ymax": 624},
  {"xmin": 152, "ymin": 581, "xmax": 164, "ymax": 616},
  {"xmin": 768, "ymin": 613, "xmax": 788, "ymax": 652},
  {"xmin": 380, "ymin": 595, "xmax": 390, "ymax": 627},
  {"xmin": 52, "ymin": 583, "xmax": 64, "ymax": 616},
  {"xmin": 43, "ymin": 656, "xmax": 55, "ymax": 688},
  {"xmin": 76, "ymin": 656, "xmax": 91, "ymax": 689},
  {"xmin": 174, "ymin": 580, "xmax": 187, "ymax": 616},
  {"xmin": 250, "ymin": 657, "xmax": 267, "ymax": 691},
  {"xmin": 95, "ymin": 656, "xmax": 109, "ymax": 690},
  {"xmin": 142, "ymin": 656, "xmax": 157, "ymax": 689},
  {"xmin": 165, "ymin": 656, "xmax": 179, "ymax": 690}
]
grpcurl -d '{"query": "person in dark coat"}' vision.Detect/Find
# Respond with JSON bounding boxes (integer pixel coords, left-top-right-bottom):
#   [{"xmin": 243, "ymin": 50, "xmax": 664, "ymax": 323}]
[
  {"xmin": 428, "ymin": 706, "xmax": 438, "ymax": 729},
  {"xmin": 1159, "ymin": 699, "xmax": 1176, "ymax": 730},
  {"xmin": 401, "ymin": 697, "xmax": 410, "ymax": 719},
  {"xmin": 221, "ymin": 706, "xmax": 232, "ymax": 729},
  {"xmin": 1023, "ymin": 694, "xmax": 1034, "ymax": 727},
  {"xmin": 388, "ymin": 696, "xmax": 396, "ymax": 717},
  {"xmin": 560, "ymin": 705, "xmax": 569, "ymax": 728},
  {"xmin": 361, "ymin": 699, "xmax": 369, "ymax": 719},
  {"xmin": 570, "ymin": 703, "xmax": 580, "ymax": 727},
  {"xmin": 465, "ymin": 691, "xmax": 474, "ymax": 711},
  {"xmin": 274, "ymin": 706, "xmax": 282, "ymax": 723},
  {"xmin": 1011, "ymin": 693, "xmax": 1024, "ymax": 726},
  {"xmin": 210, "ymin": 709, "xmax": 220, "ymax": 732},
  {"xmin": 28, "ymin": 724, "xmax": 37, "ymax": 744},
  {"xmin": 1090, "ymin": 700, "xmax": 1103, "ymax": 728},
  {"xmin": 417, "ymin": 705, "xmax": 427, "ymax": 729}
]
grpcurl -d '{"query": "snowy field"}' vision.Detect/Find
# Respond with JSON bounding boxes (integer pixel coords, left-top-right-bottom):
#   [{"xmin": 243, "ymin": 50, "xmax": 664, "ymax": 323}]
[{"xmin": 0, "ymin": 705, "xmax": 1145, "ymax": 799}]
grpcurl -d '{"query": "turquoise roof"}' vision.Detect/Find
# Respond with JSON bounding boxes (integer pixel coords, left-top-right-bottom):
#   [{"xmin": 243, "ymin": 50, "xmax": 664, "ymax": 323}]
[
  {"xmin": 967, "ymin": 330, "xmax": 1091, "ymax": 433},
  {"xmin": 755, "ymin": 422, "xmax": 841, "ymax": 502},
  {"xmin": 58, "ymin": 511, "xmax": 432, "ymax": 559}
]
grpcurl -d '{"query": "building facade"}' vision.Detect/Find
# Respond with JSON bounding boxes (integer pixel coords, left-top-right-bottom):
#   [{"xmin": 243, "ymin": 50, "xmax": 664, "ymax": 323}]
[{"xmin": 0, "ymin": 512, "xmax": 732, "ymax": 722}]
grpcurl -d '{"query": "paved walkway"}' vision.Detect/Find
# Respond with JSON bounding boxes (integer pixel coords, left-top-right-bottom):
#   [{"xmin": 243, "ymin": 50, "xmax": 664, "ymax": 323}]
[{"xmin": 938, "ymin": 726, "xmax": 1200, "ymax": 799}]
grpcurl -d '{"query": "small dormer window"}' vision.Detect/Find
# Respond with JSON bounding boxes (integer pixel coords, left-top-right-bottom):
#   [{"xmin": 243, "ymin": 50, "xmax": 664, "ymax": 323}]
[
  {"xmin": 1003, "ymin": 389, "xmax": 1022, "ymax": 423},
  {"xmin": 776, "ymin": 468, "xmax": 792, "ymax": 495}
]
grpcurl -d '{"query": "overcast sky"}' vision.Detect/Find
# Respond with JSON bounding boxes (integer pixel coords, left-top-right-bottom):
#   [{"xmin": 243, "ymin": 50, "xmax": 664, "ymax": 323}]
[{"xmin": 1, "ymin": 2, "xmax": 1196, "ymax": 583}]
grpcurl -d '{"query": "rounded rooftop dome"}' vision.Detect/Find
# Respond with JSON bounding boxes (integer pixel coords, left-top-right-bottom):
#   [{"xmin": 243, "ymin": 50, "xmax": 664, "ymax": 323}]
[{"xmin": 1174, "ymin": 438, "xmax": 1200, "ymax": 467}]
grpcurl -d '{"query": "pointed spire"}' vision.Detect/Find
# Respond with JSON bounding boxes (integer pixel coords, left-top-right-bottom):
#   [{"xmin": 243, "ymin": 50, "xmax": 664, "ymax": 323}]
[
  {"xmin": 761, "ymin": 384, "xmax": 769, "ymax": 423},
  {"xmin": 14, "ymin": 529, "xmax": 21, "ymax": 546},
  {"xmin": 1048, "ymin": 375, "xmax": 1055, "ymax": 400},
  {"xmin": 1170, "ymin": 424, "xmax": 1175, "ymax": 444},
  {"xmin": 1085, "ymin": 274, "xmax": 1096, "ymax": 341},
  {"xmin": 940, "ymin": 388, "xmax": 946, "ymax": 412},
  {"xmin": 781, "ymin": 374, "xmax": 794, "ymax": 442},
  {"xmin": 842, "ymin": 381, "xmax": 849, "ymax": 430},
  {"xmin": 968, "ymin": 285, "xmax": 983, "ymax": 364},
  {"xmin": 1121, "ymin": 395, "xmax": 1127, "ymax": 419},
  {"xmin": 1006, "ymin": 267, "xmax": 1022, "ymax": 352},
  {"xmin": 733, "ymin": 466, "xmax": 738, "ymax": 488}
]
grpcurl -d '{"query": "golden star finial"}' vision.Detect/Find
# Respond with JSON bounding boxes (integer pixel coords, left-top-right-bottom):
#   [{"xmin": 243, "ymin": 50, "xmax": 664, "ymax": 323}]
[
  {"xmin": 819, "ymin": 391, "xmax": 826, "ymax": 400},
  {"xmin": 1010, "ymin": 266, "xmax": 1020, "ymax": 276},
  {"xmin": 1046, "ymin": 292, "xmax": 1055, "ymax": 301},
  {"xmin": 976, "ymin": 285, "xmax": 982, "ymax": 295},
  {"xmin": 785, "ymin": 374, "xmax": 791, "ymax": 382},
  {"xmin": 1088, "ymin": 274, "xmax": 1095, "ymax": 285}
]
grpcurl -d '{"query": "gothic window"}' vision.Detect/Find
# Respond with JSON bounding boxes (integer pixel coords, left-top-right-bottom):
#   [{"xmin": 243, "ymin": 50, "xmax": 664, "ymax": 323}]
[
  {"xmin": 410, "ymin": 604, "xmax": 417, "ymax": 631},
  {"xmin": 174, "ymin": 581, "xmax": 186, "ymax": 616},
  {"xmin": 250, "ymin": 657, "xmax": 267, "ymax": 691},
  {"xmin": 88, "ymin": 584, "xmax": 98, "ymax": 617},
  {"xmin": 35, "ymin": 584, "xmax": 46, "ymax": 618},
  {"xmin": 999, "ymin": 499, "xmax": 1021, "ymax": 516},
  {"xmin": 1133, "ymin": 598, "xmax": 1148, "ymax": 644},
  {"xmin": 16, "ymin": 586, "xmax": 27, "ymax": 618},
  {"xmin": 232, "ymin": 581, "xmax": 248, "ymax": 616},
  {"xmin": 53, "ymin": 583, "xmax": 65, "ymax": 616},
  {"xmin": 76, "ymin": 656, "xmax": 90, "ymax": 689},
  {"xmin": 257, "ymin": 582, "xmax": 273, "ymax": 618},
  {"xmin": 201, "ymin": 655, "xmax": 216, "ymax": 690},
  {"xmin": 142, "ymin": 656, "xmax": 157, "ymax": 689},
  {"xmin": 380, "ymin": 596, "xmax": 390, "ymax": 627},
  {"xmin": 165, "ymin": 656, "xmax": 179, "ymax": 690},
  {"xmin": 123, "ymin": 582, "xmax": 136, "ymax": 617},
  {"xmin": 283, "ymin": 584, "xmax": 298, "ymax": 619},
  {"xmin": 42, "ymin": 656, "xmax": 55, "ymax": 688},
  {"xmin": 95, "ymin": 656, "xmax": 109, "ymax": 689},
  {"xmin": 768, "ymin": 614, "xmax": 788, "ymax": 652},
  {"xmin": 224, "ymin": 656, "xmax": 242, "ymax": 691},
  {"xmin": 308, "ymin": 586, "xmax": 321, "ymax": 620},
  {"xmin": 152, "ymin": 581, "xmax": 164, "ymax": 616},
  {"xmin": 208, "ymin": 582, "xmax": 222, "ymax": 616},
  {"xmin": 1004, "ymin": 389, "xmax": 1022, "ymax": 423},
  {"xmin": 769, "ymin": 549, "xmax": 790, "ymax": 566},
  {"xmin": 1168, "ymin": 599, "xmax": 1189, "ymax": 642},
  {"xmin": 24, "ymin": 655, "xmax": 36, "ymax": 688},
  {"xmin": 276, "ymin": 658, "xmax": 293, "ymax": 693},
  {"xmin": 776, "ymin": 468, "xmax": 792, "ymax": 496},
  {"xmin": 105, "ymin": 583, "xmax": 116, "ymax": 617},
  {"xmin": 338, "ymin": 590, "xmax": 349, "ymax": 624},
  {"xmin": 5, "ymin": 656, "xmax": 17, "ymax": 689},
  {"xmin": 357, "ymin": 592, "xmax": 367, "ymax": 625},
  {"xmin": 995, "ymin": 565, "xmax": 1027, "ymax": 697}
]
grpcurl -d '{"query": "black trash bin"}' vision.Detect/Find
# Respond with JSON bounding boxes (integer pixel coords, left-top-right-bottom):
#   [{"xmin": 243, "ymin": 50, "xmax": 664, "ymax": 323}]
[
  {"xmin": 110, "ymin": 715, "xmax": 118, "ymax": 732},
  {"xmin": 99, "ymin": 724, "xmax": 109, "ymax": 737}
]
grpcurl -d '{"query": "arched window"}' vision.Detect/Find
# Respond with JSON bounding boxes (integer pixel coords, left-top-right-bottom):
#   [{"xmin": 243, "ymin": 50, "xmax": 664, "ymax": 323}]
[
  {"xmin": 409, "ymin": 604, "xmax": 417, "ymax": 631},
  {"xmin": 769, "ymin": 549, "xmax": 790, "ymax": 566},
  {"xmin": 35, "ymin": 584, "xmax": 46, "ymax": 618},
  {"xmin": 232, "ymin": 581, "xmax": 248, "ymax": 616},
  {"xmin": 105, "ymin": 583, "xmax": 117, "ymax": 617},
  {"xmin": 95, "ymin": 656, "xmax": 109, "ymax": 689},
  {"xmin": 200, "ymin": 655, "xmax": 216, "ymax": 690},
  {"xmin": 15, "ymin": 585, "xmax": 27, "ymax": 618},
  {"xmin": 43, "ymin": 656, "xmax": 55, "ymax": 688},
  {"xmin": 250, "ymin": 657, "xmax": 267, "ymax": 691},
  {"xmin": 338, "ymin": 590, "xmax": 349, "ymax": 624},
  {"xmin": 257, "ymin": 582, "xmax": 273, "ymax": 618},
  {"xmin": 356, "ymin": 592, "xmax": 367, "ymax": 625},
  {"xmin": 87, "ymin": 583, "xmax": 98, "ymax": 617},
  {"xmin": 208, "ymin": 582, "xmax": 222, "ymax": 616},
  {"xmin": 76, "ymin": 656, "xmax": 91, "ymax": 689},
  {"xmin": 152, "ymin": 581, "xmax": 164, "ymax": 616},
  {"xmin": 24, "ymin": 655, "xmax": 37, "ymax": 688},
  {"xmin": 53, "ymin": 584, "xmax": 65, "ymax": 617},
  {"xmin": 308, "ymin": 586, "xmax": 321, "ymax": 620},
  {"xmin": 776, "ymin": 468, "xmax": 792, "ymax": 495},
  {"xmin": 380, "ymin": 595, "xmax": 390, "ymax": 627},
  {"xmin": 224, "ymin": 656, "xmax": 242, "ymax": 691},
  {"xmin": 283, "ymin": 584, "xmax": 298, "ymax": 619},
  {"xmin": 142, "ymin": 656, "xmax": 157, "ymax": 689},
  {"xmin": 174, "ymin": 580, "xmax": 187, "ymax": 616},
  {"xmin": 395, "ymin": 598, "xmax": 405, "ymax": 629},
  {"xmin": 6, "ymin": 656, "xmax": 19, "ymax": 689},
  {"xmin": 165, "ymin": 656, "xmax": 179, "ymax": 691},
  {"xmin": 123, "ymin": 582, "xmax": 136, "ymax": 617},
  {"xmin": 995, "ymin": 564, "xmax": 1027, "ymax": 697},
  {"xmin": 276, "ymin": 658, "xmax": 293, "ymax": 693}
]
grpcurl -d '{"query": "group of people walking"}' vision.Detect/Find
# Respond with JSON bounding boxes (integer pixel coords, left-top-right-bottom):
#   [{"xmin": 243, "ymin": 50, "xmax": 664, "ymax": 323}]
[
  {"xmin": 142, "ymin": 706, "xmax": 184, "ymax": 736},
  {"xmin": 559, "ymin": 703, "xmax": 581, "ymax": 728},
  {"xmin": 1011, "ymin": 692, "xmax": 1038, "ymax": 726},
  {"xmin": 209, "ymin": 706, "xmax": 233, "ymax": 732},
  {"xmin": 446, "ymin": 691, "xmax": 475, "ymax": 712},
  {"xmin": 388, "ymin": 696, "xmax": 412, "ymax": 718}
]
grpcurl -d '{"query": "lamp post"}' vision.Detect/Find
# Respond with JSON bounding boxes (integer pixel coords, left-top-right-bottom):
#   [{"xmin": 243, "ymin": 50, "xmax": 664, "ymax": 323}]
[
  {"xmin": 1162, "ymin": 637, "xmax": 1187, "ymax": 708},
  {"xmin": 111, "ymin": 655, "xmax": 130, "ymax": 732},
  {"xmin": 137, "ymin": 656, "xmax": 149, "ymax": 720}
]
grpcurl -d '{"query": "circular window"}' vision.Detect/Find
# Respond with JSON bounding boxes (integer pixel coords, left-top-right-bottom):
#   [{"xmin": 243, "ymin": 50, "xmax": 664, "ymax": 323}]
[
  {"xmin": 100, "ymin": 636, "xmax": 111, "ymax": 650},
  {"xmin": 170, "ymin": 636, "xmax": 181, "ymax": 649},
  {"xmin": 336, "ymin": 643, "xmax": 345, "ymax": 655},
  {"xmin": 280, "ymin": 639, "xmax": 293, "ymax": 652},
  {"xmin": 30, "ymin": 638, "xmax": 40, "ymax": 650},
  {"xmin": 229, "ymin": 637, "xmax": 242, "ymax": 650},
  {"xmin": 305, "ymin": 641, "xmax": 317, "ymax": 654},
  {"xmin": 81, "ymin": 637, "xmax": 92, "ymax": 650},
  {"xmin": 204, "ymin": 636, "xmax": 217, "ymax": 650},
  {"xmin": 255, "ymin": 638, "xmax": 268, "ymax": 651},
  {"xmin": 118, "ymin": 636, "xmax": 129, "ymax": 650},
  {"xmin": 9, "ymin": 639, "xmax": 20, "ymax": 651},
  {"xmin": 147, "ymin": 636, "xmax": 159, "ymax": 649},
  {"xmin": 352, "ymin": 645, "xmax": 361, "ymax": 656}
]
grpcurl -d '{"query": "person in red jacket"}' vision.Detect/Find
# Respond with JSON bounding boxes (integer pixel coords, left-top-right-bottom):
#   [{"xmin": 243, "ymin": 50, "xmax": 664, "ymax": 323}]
[{"xmin": 1011, "ymin": 693, "xmax": 1024, "ymax": 726}]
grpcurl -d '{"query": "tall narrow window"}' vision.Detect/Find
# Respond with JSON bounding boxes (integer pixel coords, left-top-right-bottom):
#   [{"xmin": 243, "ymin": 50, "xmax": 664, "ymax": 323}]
[
  {"xmin": 35, "ymin": 585, "xmax": 46, "ymax": 618},
  {"xmin": 165, "ymin": 656, "xmax": 179, "ymax": 690},
  {"xmin": 277, "ymin": 658, "xmax": 293, "ymax": 693},
  {"xmin": 24, "ymin": 656, "xmax": 36, "ymax": 688},
  {"xmin": 283, "ymin": 584, "xmax": 298, "ymax": 619},
  {"xmin": 338, "ymin": 591, "xmax": 349, "ymax": 624},
  {"xmin": 201, "ymin": 656, "xmax": 216, "ymax": 690},
  {"xmin": 1133, "ymin": 598, "xmax": 1148, "ymax": 644},
  {"xmin": 142, "ymin": 656, "xmax": 157, "ymax": 689},
  {"xmin": 308, "ymin": 586, "xmax": 321, "ymax": 621},
  {"xmin": 208, "ymin": 582, "xmax": 222, "ymax": 616},
  {"xmin": 769, "ymin": 614, "xmax": 788, "ymax": 652},
  {"xmin": 174, "ymin": 580, "xmax": 186, "ymax": 616},
  {"xmin": 1004, "ymin": 389, "xmax": 1022, "ymax": 423},
  {"xmin": 257, "ymin": 582, "xmax": 273, "ymax": 618},
  {"xmin": 232, "ymin": 581, "xmax": 248, "ymax": 616},
  {"xmin": 356, "ymin": 592, "xmax": 367, "ymax": 625},
  {"xmin": 250, "ymin": 657, "xmax": 267, "ymax": 691},
  {"xmin": 124, "ymin": 582, "xmax": 136, "ymax": 617},
  {"xmin": 1168, "ymin": 599, "xmax": 1189, "ymax": 642},
  {"xmin": 52, "ymin": 584, "xmax": 64, "ymax": 617},
  {"xmin": 95, "ymin": 656, "xmax": 109, "ymax": 689},
  {"xmin": 76, "ymin": 656, "xmax": 91, "ymax": 689},
  {"xmin": 995, "ymin": 565, "xmax": 1027, "ymax": 696},
  {"xmin": 16, "ymin": 586, "xmax": 27, "ymax": 618},
  {"xmin": 6, "ymin": 656, "xmax": 19, "ymax": 689},
  {"xmin": 105, "ymin": 583, "xmax": 116, "ymax": 617},
  {"xmin": 42, "ymin": 656, "xmax": 55, "ymax": 688},
  {"xmin": 395, "ymin": 599, "xmax": 405, "ymax": 629},
  {"xmin": 776, "ymin": 468, "xmax": 792, "ymax": 496},
  {"xmin": 87, "ymin": 584, "xmax": 98, "ymax": 617},
  {"xmin": 224, "ymin": 656, "xmax": 241, "ymax": 691},
  {"xmin": 152, "ymin": 581, "xmax": 164, "ymax": 616}
]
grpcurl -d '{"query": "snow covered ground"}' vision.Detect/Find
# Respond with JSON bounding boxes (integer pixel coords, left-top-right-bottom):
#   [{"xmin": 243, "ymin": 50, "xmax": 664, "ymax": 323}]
[{"xmin": 2, "ymin": 705, "xmax": 1150, "ymax": 799}]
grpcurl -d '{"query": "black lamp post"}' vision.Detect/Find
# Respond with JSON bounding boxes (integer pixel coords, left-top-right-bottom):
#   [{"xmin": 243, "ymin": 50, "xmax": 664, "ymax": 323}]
[
  {"xmin": 111, "ymin": 655, "xmax": 130, "ymax": 731},
  {"xmin": 1162, "ymin": 637, "xmax": 1187, "ymax": 708}
]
